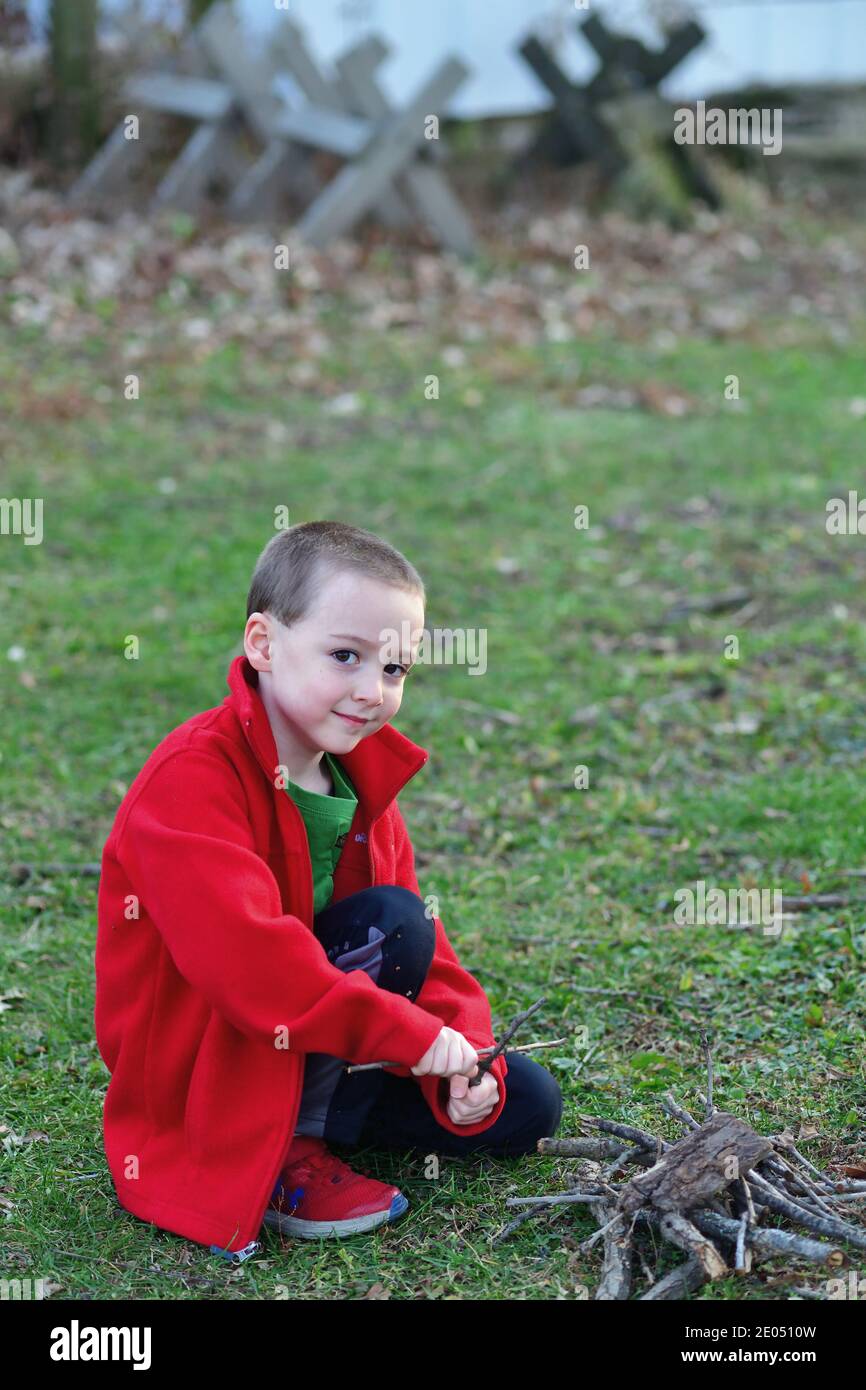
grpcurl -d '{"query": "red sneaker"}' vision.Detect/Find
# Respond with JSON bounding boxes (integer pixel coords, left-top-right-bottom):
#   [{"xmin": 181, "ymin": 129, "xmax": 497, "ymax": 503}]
[{"xmin": 263, "ymin": 1135, "xmax": 409, "ymax": 1239}]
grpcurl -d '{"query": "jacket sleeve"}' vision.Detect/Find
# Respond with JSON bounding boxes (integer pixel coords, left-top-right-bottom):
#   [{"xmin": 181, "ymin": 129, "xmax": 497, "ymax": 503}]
[
  {"xmin": 388, "ymin": 801, "xmax": 508, "ymax": 1137},
  {"xmin": 113, "ymin": 747, "xmax": 444, "ymax": 1067}
]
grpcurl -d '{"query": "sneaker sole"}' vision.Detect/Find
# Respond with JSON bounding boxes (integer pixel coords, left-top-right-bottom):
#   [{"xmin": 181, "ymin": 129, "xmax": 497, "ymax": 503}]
[{"xmin": 263, "ymin": 1192, "xmax": 409, "ymax": 1239}]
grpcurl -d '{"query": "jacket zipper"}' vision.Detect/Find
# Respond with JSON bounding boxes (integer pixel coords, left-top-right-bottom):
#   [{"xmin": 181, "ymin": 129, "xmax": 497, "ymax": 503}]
[
  {"xmin": 254, "ymin": 1076, "xmax": 304, "ymax": 1250},
  {"xmin": 210, "ymin": 1238, "xmax": 262, "ymax": 1264},
  {"xmin": 243, "ymin": 736, "xmax": 314, "ymax": 1245},
  {"xmin": 238, "ymin": 703, "xmax": 410, "ymax": 1245},
  {"xmin": 256, "ymin": 789, "xmax": 314, "ymax": 1235},
  {"xmin": 258, "ymin": 810, "xmax": 375, "ymax": 1241}
]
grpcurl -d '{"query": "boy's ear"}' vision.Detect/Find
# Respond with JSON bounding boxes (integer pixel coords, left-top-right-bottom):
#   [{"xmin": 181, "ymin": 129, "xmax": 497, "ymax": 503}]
[{"xmin": 244, "ymin": 611, "xmax": 274, "ymax": 671}]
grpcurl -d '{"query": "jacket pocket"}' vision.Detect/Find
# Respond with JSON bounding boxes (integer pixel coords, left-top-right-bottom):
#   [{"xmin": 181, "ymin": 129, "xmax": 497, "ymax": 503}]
[
  {"xmin": 143, "ymin": 944, "xmax": 209, "ymax": 1134},
  {"xmin": 183, "ymin": 1009, "xmax": 264, "ymax": 1167},
  {"xmin": 183, "ymin": 1009, "xmax": 225, "ymax": 1166}
]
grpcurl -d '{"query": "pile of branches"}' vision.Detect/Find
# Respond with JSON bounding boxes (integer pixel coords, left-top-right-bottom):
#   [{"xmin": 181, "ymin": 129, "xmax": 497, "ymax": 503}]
[{"xmin": 497, "ymin": 1040, "xmax": 866, "ymax": 1299}]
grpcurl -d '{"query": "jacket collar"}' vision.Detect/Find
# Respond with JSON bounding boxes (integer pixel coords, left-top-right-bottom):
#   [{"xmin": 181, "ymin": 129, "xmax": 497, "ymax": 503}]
[{"xmin": 223, "ymin": 654, "xmax": 428, "ymax": 825}]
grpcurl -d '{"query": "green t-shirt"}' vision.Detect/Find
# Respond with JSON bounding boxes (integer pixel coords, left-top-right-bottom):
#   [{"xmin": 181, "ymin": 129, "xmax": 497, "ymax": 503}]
[{"xmin": 283, "ymin": 752, "xmax": 358, "ymax": 915}]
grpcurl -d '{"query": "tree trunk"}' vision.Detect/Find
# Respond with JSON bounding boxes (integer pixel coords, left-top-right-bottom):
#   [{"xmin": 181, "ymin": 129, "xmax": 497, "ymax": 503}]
[
  {"xmin": 48, "ymin": 0, "xmax": 100, "ymax": 172},
  {"xmin": 188, "ymin": 0, "xmax": 223, "ymax": 25}
]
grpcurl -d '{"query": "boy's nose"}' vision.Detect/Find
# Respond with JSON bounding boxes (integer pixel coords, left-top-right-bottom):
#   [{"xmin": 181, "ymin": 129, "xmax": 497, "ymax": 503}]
[{"xmin": 353, "ymin": 676, "xmax": 384, "ymax": 706}]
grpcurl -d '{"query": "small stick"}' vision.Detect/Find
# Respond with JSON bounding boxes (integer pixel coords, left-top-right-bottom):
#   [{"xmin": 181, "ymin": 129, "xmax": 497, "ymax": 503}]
[
  {"xmin": 774, "ymin": 1139, "xmax": 850, "ymax": 1190},
  {"xmin": 577, "ymin": 1114, "xmax": 671, "ymax": 1153},
  {"xmin": 492, "ymin": 1208, "xmax": 549, "ymax": 1244},
  {"xmin": 740, "ymin": 1177, "xmax": 758, "ymax": 1226},
  {"xmin": 641, "ymin": 1256, "xmax": 708, "ymax": 1300},
  {"xmin": 596, "ymin": 1200, "xmax": 635, "ymax": 1301},
  {"xmin": 734, "ymin": 1210, "xmax": 751, "ymax": 1273},
  {"xmin": 469, "ymin": 997, "xmax": 547, "ymax": 1086},
  {"xmin": 578, "ymin": 1209, "xmax": 626, "ymax": 1254},
  {"xmin": 345, "ymin": 1031, "xmax": 560, "ymax": 1074},
  {"xmin": 701, "ymin": 1031, "xmax": 714, "ymax": 1121},
  {"xmin": 568, "ymin": 986, "xmax": 668, "ymax": 1003},
  {"xmin": 492, "ymin": 1189, "xmax": 588, "ymax": 1245},
  {"xmin": 572, "ymin": 1041, "xmax": 603, "ymax": 1079},
  {"xmin": 8, "ymin": 861, "xmax": 101, "ymax": 881},
  {"xmin": 746, "ymin": 1169, "xmax": 866, "ymax": 1250},
  {"xmin": 766, "ymin": 1153, "xmax": 839, "ymax": 1217},
  {"xmin": 505, "ymin": 1193, "xmax": 609, "ymax": 1207},
  {"xmin": 537, "ymin": 1137, "xmax": 625, "ymax": 1159},
  {"xmin": 661, "ymin": 1092, "xmax": 701, "ymax": 1132},
  {"xmin": 602, "ymin": 1144, "xmax": 642, "ymax": 1181},
  {"xmin": 639, "ymin": 1207, "xmax": 847, "ymax": 1269},
  {"xmin": 731, "ymin": 1176, "xmax": 756, "ymax": 1273},
  {"xmin": 659, "ymin": 1211, "xmax": 728, "ymax": 1281}
]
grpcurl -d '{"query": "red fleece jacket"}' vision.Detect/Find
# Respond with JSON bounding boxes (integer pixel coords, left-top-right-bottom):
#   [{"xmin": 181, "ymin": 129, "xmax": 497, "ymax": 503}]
[{"xmin": 94, "ymin": 654, "xmax": 507, "ymax": 1253}]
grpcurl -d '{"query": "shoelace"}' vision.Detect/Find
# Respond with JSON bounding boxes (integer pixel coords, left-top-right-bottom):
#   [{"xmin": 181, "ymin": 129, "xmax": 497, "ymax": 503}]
[{"xmin": 283, "ymin": 1148, "xmax": 359, "ymax": 1186}]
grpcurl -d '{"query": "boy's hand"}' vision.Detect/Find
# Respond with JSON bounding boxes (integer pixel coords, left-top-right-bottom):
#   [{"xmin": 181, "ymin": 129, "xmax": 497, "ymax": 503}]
[
  {"xmin": 411, "ymin": 1026, "xmax": 478, "ymax": 1079},
  {"xmin": 446, "ymin": 1069, "xmax": 500, "ymax": 1125},
  {"xmin": 411, "ymin": 1028, "xmax": 500, "ymax": 1124}
]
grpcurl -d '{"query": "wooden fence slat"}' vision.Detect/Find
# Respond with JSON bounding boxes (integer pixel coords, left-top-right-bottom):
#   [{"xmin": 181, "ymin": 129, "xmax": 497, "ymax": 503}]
[
  {"xmin": 296, "ymin": 57, "xmax": 468, "ymax": 248},
  {"xmin": 338, "ymin": 42, "xmax": 471, "ymax": 249},
  {"xmin": 69, "ymin": 18, "xmax": 238, "ymax": 206},
  {"xmin": 266, "ymin": 23, "xmax": 412, "ymax": 226},
  {"xmin": 398, "ymin": 160, "xmax": 476, "ymax": 256},
  {"xmin": 226, "ymin": 136, "xmax": 320, "ymax": 219},
  {"xmin": 273, "ymin": 106, "xmax": 369, "ymax": 158},
  {"xmin": 195, "ymin": 1, "xmax": 288, "ymax": 145},
  {"xmin": 68, "ymin": 123, "xmax": 141, "ymax": 203},
  {"xmin": 151, "ymin": 116, "xmax": 244, "ymax": 212},
  {"xmin": 336, "ymin": 39, "xmax": 446, "ymax": 167},
  {"xmin": 123, "ymin": 73, "xmax": 233, "ymax": 122},
  {"xmin": 271, "ymin": 16, "xmax": 334, "ymax": 107},
  {"xmin": 328, "ymin": 39, "xmax": 412, "ymax": 227},
  {"xmin": 520, "ymin": 35, "xmax": 625, "ymax": 176}
]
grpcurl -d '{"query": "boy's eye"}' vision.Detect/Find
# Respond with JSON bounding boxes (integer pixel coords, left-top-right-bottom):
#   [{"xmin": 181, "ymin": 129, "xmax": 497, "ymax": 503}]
[{"xmin": 331, "ymin": 650, "xmax": 409, "ymax": 677}]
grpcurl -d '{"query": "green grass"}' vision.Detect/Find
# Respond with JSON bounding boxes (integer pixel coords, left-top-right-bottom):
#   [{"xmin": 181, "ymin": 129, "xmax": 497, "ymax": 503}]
[{"xmin": 1, "ymin": 225, "xmax": 866, "ymax": 1301}]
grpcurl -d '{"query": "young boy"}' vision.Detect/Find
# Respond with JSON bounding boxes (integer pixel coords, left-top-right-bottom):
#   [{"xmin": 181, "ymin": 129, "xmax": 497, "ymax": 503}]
[{"xmin": 94, "ymin": 520, "xmax": 562, "ymax": 1258}]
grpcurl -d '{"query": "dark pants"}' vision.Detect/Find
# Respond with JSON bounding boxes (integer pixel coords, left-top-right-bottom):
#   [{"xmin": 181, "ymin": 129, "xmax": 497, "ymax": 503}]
[{"xmin": 294, "ymin": 886, "xmax": 563, "ymax": 1155}]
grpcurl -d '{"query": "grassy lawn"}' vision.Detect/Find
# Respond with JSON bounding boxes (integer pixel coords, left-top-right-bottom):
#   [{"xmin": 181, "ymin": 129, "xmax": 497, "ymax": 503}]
[{"xmin": 1, "ymin": 209, "xmax": 865, "ymax": 1300}]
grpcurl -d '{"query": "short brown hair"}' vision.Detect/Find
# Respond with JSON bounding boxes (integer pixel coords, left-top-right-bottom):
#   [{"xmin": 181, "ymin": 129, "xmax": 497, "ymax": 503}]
[{"xmin": 246, "ymin": 520, "xmax": 426, "ymax": 627}]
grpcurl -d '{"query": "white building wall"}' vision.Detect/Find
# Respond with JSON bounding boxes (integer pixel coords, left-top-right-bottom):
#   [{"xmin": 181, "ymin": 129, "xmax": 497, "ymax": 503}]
[
  {"xmin": 26, "ymin": 0, "xmax": 866, "ymax": 115},
  {"xmin": 238, "ymin": 0, "xmax": 866, "ymax": 113}
]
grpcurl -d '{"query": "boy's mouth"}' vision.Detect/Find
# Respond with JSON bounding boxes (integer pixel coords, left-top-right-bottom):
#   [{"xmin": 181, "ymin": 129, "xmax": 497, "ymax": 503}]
[{"xmin": 334, "ymin": 711, "xmax": 369, "ymax": 726}]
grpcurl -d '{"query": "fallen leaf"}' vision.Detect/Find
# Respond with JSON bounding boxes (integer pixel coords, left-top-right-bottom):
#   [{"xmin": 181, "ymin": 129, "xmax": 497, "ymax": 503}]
[
  {"xmin": 637, "ymin": 381, "xmax": 696, "ymax": 417},
  {"xmin": 363, "ymin": 1282, "xmax": 390, "ymax": 1300}
]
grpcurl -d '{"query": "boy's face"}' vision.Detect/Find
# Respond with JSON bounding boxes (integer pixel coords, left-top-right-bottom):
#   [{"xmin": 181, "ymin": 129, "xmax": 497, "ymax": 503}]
[{"xmin": 245, "ymin": 567, "xmax": 425, "ymax": 757}]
